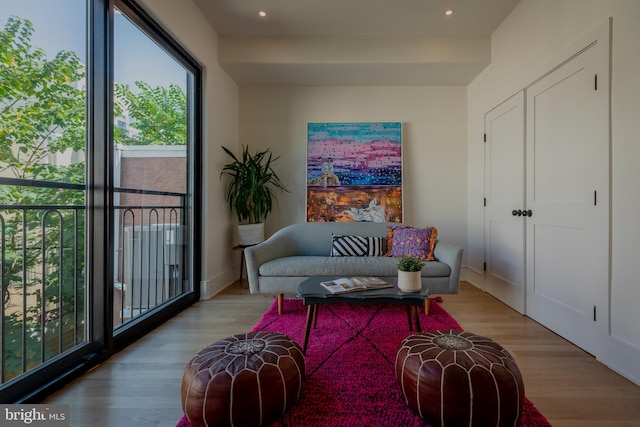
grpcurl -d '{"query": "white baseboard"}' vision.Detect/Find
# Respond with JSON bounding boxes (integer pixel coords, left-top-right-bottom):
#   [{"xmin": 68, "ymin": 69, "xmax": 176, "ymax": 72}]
[
  {"xmin": 200, "ymin": 266, "xmax": 238, "ymax": 300},
  {"xmin": 604, "ymin": 337, "xmax": 640, "ymax": 388},
  {"xmin": 460, "ymin": 265, "xmax": 484, "ymax": 290}
]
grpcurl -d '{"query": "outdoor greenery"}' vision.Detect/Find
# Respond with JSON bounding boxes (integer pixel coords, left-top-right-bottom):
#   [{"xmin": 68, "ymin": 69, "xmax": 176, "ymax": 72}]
[
  {"xmin": 0, "ymin": 16, "xmax": 85, "ymax": 182},
  {"xmin": 0, "ymin": 15, "xmax": 187, "ymax": 382},
  {"xmin": 397, "ymin": 255, "xmax": 426, "ymax": 272},
  {"xmin": 220, "ymin": 145, "xmax": 289, "ymax": 224},
  {"xmin": 114, "ymin": 81, "xmax": 186, "ymax": 145},
  {"xmin": 1, "ymin": 16, "xmax": 88, "ymax": 380}
]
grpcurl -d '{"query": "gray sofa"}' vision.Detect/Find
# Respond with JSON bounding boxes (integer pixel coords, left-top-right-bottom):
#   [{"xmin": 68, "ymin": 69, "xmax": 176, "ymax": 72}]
[{"xmin": 245, "ymin": 222, "xmax": 463, "ymax": 314}]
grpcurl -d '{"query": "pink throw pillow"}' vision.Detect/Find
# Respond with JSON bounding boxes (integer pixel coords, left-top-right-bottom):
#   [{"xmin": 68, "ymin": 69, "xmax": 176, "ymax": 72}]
[{"xmin": 386, "ymin": 226, "xmax": 438, "ymax": 261}]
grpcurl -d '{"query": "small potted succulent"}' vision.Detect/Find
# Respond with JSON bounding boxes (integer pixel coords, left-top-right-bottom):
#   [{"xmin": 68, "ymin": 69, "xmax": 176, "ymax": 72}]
[{"xmin": 397, "ymin": 255, "xmax": 425, "ymax": 292}]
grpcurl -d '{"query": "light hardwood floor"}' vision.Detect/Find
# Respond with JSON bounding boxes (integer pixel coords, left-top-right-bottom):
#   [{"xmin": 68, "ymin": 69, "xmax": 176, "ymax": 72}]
[{"xmin": 45, "ymin": 281, "xmax": 640, "ymax": 426}]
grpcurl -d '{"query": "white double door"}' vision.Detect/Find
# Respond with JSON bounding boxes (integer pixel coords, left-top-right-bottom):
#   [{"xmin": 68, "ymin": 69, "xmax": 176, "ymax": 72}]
[{"xmin": 484, "ymin": 33, "xmax": 609, "ymax": 356}]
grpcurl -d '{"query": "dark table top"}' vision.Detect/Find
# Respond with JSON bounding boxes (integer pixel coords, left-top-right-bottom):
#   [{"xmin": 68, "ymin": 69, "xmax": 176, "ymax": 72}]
[{"xmin": 297, "ymin": 276, "xmax": 430, "ymax": 303}]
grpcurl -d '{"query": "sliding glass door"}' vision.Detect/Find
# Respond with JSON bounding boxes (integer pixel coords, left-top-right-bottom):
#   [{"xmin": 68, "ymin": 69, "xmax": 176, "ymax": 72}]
[
  {"xmin": 0, "ymin": 0, "xmax": 201, "ymax": 402},
  {"xmin": 111, "ymin": 2, "xmax": 199, "ymax": 336},
  {"xmin": 0, "ymin": 0, "xmax": 91, "ymax": 401}
]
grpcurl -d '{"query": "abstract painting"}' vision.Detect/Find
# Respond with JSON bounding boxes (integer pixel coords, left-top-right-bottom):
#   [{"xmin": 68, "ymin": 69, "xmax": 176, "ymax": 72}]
[{"xmin": 306, "ymin": 122, "xmax": 402, "ymax": 222}]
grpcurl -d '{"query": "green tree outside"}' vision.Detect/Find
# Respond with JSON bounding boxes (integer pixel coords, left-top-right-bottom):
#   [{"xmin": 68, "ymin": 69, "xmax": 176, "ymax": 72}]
[
  {"xmin": 0, "ymin": 15, "xmax": 187, "ymax": 382},
  {"xmin": 1, "ymin": 16, "xmax": 87, "ymax": 380},
  {"xmin": 114, "ymin": 81, "xmax": 186, "ymax": 146},
  {"xmin": 0, "ymin": 16, "xmax": 85, "ymax": 182}
]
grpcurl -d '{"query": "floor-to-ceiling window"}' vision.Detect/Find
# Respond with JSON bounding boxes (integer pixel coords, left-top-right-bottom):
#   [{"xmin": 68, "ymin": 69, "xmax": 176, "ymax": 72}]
[
  {"xmin": 0, "ymin": 0, "xmax": 201, "ymax": 402},
  {"xmin": 111, "ymin": 1, "xmax": 200, "ymax": 342},
  {"xmin": 0, "ymin": 0, "xmax": 91, "ymax": 402}
]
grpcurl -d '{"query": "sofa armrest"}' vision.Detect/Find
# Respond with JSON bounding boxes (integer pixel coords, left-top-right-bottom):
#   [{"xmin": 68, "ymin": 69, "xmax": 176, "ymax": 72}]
[
  {"xmin": 245, "ymin": 232, "xmax": 297, "ymax": 294},
  {"xmin": 433, "ymin": 241, "xmax": 464, "ymax": 294}
]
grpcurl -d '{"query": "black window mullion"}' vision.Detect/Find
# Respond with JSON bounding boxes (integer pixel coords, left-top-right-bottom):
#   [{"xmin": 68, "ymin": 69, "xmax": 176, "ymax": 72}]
[{"xmin": 87, "ymin": 0, "xmax": 113, "ymax": 351}]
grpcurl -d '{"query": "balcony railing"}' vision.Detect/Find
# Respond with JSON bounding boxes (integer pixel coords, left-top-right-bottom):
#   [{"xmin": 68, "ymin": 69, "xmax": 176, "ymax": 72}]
[
  {"xmin": 0, "ymin": 178, "xmax": 188, "ymax": 385},
  {"xmin": 0, "ymin": 178, "xmax": 86, "ymax": 384},
  {"xmin": 113, "ymin": 187, "xmax": 187, "ymax": 327}
]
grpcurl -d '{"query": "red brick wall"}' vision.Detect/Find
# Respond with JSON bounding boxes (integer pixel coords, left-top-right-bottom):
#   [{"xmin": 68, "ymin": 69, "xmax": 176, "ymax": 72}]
[{"xmin": 119, "ymin": 156, "xmax": 186, "ymax": 227}]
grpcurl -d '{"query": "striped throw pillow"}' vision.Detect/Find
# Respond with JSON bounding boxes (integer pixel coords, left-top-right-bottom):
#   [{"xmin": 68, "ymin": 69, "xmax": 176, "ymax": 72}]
[{"xmin": 330, "ymin": 234, "xmax": 384, "ymax": 257}]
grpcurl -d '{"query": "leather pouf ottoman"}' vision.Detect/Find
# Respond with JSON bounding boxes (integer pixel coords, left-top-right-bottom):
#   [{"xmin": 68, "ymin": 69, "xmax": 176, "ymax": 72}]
[
  {"xmin": 396, "ymin": 329, "xmax": 524, "ymax": 427},
  {"xmin": 181, "ymin": 331, "xmax": 305, "ymax": 427}
]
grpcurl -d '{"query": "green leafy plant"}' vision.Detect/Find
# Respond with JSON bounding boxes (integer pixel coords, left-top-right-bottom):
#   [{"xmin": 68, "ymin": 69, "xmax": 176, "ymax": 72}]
[
  {"xmin": 397, "ymin": 255, "xmax": 425, "ymax": 272},
  {"xmin": 0, "ymin": 16, "xmax": 85, "ymax": 180},
  {"xmin": 114, "ymin": 81, "xmax": 187, "ymax": 146},
  {"xmin": 220, "ymin": 145, "xmax": 289, "ymax": 224}
]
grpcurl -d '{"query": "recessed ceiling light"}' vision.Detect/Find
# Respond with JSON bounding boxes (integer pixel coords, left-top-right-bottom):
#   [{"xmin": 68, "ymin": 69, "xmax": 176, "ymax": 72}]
[
  {"xmin": 444, "ymin": 9, "xmax": 454, "ymax": 16},
  {"xmin": 258, "ymin": 10, "xmax": 267, "ymax": 18}
]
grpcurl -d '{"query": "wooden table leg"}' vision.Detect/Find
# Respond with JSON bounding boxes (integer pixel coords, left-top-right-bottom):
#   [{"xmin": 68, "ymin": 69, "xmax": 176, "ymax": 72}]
[
  {"xmin": 277, "ymin": 293, "xmax": 284, "ymax": 315},
  {"xmin": 413, "ymin": 306, "xmax": 422, "ymax": 332},
  {"xmin": 424, "ymin": 298, "xmax": 431, "ymax": 315},
  {"xmin": 303, "ymin": 304, "xmax": 315, "ymax": 354}
]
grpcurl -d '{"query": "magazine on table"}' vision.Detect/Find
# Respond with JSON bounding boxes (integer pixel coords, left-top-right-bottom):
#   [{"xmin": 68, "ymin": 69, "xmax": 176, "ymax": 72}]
[{"xmin": 320, "ymin": 277, "xmax": 392, "ymax": 294}]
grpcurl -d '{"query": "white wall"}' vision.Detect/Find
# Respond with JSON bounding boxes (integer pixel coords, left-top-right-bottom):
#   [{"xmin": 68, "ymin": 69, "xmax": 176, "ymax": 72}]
[
  {"xmin": 137, "ymin": 0, "xmax": 640, "ymax": 385},
  {"xmin": 467, "ymin": 0, "xmax": 640, "ymax": 384},
  {"xmin": 137, "ymin": 0, "xmax": 240, "ymax": 298},
  {"xmin": 239, "ymin": 86, "xmax": 468, "ymax": 252}
]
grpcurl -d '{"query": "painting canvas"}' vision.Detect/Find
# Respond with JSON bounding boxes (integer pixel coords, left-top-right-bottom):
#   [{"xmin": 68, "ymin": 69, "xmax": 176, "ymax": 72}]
[{"xmin": 306, "ymin": 122, "xmax": 402, "ymax": 222}]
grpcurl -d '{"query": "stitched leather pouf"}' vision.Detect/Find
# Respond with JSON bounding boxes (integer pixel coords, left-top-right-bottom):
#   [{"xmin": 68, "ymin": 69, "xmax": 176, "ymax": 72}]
[
  {"xmin": 396, "ymin": 329, "xmax": 524, "ymax": 427},
  {"xmin": 181, "ymin": 331, "xmax": 305, "ymax": 427}
]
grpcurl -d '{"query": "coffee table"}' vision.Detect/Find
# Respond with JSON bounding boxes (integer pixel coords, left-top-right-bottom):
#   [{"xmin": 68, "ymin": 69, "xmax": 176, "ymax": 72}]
[{"xmin": 297, "ymin": 276, "xmax": 431, "ymax": 354}]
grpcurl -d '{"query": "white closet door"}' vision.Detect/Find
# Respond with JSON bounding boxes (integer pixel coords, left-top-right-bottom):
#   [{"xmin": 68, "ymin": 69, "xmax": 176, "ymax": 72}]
[
  {"xmin": 484, "ymin": 92, "xmax": 526, "ymax": 314},
  {"xmin": 525, "ymin": 38, "xmax": 609, "ymax": 356}
]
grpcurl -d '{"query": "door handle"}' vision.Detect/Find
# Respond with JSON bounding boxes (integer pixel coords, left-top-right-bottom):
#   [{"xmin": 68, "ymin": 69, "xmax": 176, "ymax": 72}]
[{"xmin": 512, "ymin": 209, "xmax": 522, "ymax": 216}]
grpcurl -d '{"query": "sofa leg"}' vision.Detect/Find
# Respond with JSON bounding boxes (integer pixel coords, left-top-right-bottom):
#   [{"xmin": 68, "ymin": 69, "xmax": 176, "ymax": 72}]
[
  {"xmin": 424, "ymin": 299, "xmax": 431, "ymax": 315},
  {"xmin": 277, "ymin": 294, "xmax": 284, "ymax": 315}
]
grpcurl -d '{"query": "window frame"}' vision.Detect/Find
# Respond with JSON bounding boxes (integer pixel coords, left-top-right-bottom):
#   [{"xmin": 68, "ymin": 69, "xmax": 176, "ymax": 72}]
[
  {"xmin": 1, "ymin": 0, "xmax": 202, "ymax": 403},
  {"xmin": 110, "ymin": 0, "xmax": 202, "ymax": 351}
]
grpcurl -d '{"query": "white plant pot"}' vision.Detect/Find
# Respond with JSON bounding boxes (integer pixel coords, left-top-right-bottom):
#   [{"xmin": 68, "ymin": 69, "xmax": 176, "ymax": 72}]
[
  {"xmin": 398, "ymin": 270, "xmax": 422, "ymax": 292},
  {"xmin": 238, "ymin": 223, "xmax": 265, "ymax": 246}
]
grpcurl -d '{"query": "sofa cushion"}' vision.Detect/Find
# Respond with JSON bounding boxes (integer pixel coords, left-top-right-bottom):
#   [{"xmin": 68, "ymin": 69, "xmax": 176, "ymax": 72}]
[
  {"xmin": 386, "ymin": 225, "xmax": 438, "ymax": 261},
  {"xmin": 330, "ymin": 234, "xmax": 384, "ymax": 257},
  {"xmin": 258, "ymin": 256, "xmax": 451, "ymax": 278}
]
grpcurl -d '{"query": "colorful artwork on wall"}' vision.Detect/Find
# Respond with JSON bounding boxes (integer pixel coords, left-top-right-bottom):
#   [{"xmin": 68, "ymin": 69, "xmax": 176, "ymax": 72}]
[{"xmin": 306, "ymin": 122, "xmax": 403, "ymax": 222}]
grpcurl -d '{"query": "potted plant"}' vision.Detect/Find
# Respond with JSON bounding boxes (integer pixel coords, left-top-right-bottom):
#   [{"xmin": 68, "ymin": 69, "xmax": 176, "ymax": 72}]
[
  {"xmin": 221, "ymin": 145, "xmax": 289, "ymax": 245},
  {"xmin": 397, "ymin": 255, "xmax": 425, "ymax": 292}
]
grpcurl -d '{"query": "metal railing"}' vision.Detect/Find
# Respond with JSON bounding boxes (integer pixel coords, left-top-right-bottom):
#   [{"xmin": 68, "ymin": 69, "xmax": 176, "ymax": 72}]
[
  {"xmin": 0, "ymin": 178, "xmax": 86, "ymax": 384},
  {"xmin": 0, "ymin": 178, "xmax": 188, "ymax": 384},
  {"xmin": 113, "ymin": 187, "xmax": 187, "ymax": 327}
]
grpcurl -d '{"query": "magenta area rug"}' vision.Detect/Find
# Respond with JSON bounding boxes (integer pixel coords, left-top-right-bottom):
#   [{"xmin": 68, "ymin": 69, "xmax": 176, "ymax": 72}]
[{"xmin": 177, "ymin": 299, "xmax": 551, "ymax": 427}]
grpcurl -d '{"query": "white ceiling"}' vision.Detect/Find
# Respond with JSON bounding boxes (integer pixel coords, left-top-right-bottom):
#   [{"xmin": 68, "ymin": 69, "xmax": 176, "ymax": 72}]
[{"xmin": 192, "ymin": 0, "xmax": 522, "ymax": 86}]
